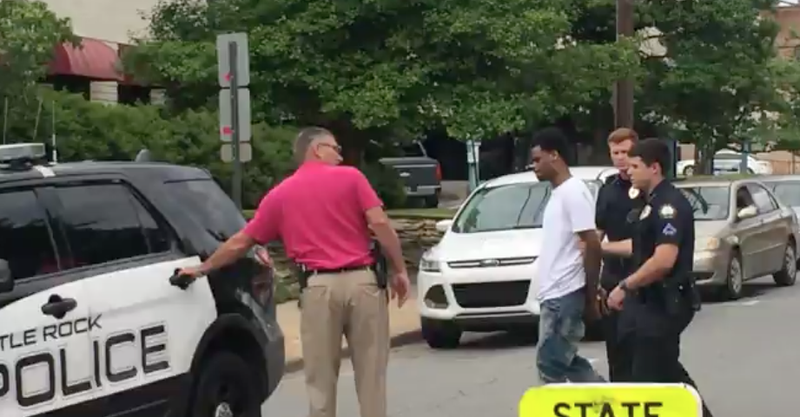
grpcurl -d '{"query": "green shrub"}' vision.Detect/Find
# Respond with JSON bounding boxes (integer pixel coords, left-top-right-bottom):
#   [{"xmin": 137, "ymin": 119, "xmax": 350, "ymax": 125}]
[
  {"xmin": 360, "ymin": 162, "xmax": 407, "ymax": 209},
  {"xmin": 5, "ymin": 88, "xmax": 297, "ymax": 208}
]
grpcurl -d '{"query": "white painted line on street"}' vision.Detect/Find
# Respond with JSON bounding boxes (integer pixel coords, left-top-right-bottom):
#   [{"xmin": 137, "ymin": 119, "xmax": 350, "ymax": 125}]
[{"xmin": 739, "ymin": 300, "xmax": 760, "ymax": 306}]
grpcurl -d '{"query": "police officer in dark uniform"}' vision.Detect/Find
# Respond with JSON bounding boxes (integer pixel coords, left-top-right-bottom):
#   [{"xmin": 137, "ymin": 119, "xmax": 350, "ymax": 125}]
[
  {"xmin": 595, "ymin": 128, "xmax": 644, "ymax": 382},
  {"xmin": 604, "ymin": 138, "xmax": 713, "ymax": 417}
]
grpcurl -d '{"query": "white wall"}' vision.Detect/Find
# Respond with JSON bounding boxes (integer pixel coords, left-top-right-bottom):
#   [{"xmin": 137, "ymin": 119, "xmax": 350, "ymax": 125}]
[{"xmin": 42, "ymin": 0, "xmax": 163, "ymax": 44}]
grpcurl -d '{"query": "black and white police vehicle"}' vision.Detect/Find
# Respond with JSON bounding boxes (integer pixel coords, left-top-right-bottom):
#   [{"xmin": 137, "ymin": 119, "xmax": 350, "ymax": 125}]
[{"xmin": 0, "ymin": 143, "xmax": 284, "ymax": 417}]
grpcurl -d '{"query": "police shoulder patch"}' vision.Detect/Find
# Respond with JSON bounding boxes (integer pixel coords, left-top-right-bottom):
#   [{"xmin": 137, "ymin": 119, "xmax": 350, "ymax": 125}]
[
  {"xmin": 640, "ymin": 205, "xmax": 651, "ymax": 220},
  {"xmin": 659, "ymin": 204, "xmax": 675, "ymax": 219}
]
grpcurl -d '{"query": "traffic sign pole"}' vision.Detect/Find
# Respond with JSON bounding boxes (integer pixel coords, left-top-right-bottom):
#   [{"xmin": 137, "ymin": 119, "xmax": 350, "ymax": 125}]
[
  {"xmin": 217, "ymin": 32, "xmax": 250, "ymax": 209},
  {"xmin": 229, "ymin": 41, "xmax": 243, "ymax": 210}
]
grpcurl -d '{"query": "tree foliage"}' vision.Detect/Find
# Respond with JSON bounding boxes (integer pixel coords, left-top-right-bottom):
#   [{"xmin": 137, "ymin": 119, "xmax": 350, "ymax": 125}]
[
  {"xmin": 5, "ymin": 88, "xmax": 298, "ymax": 208},
  {"xmin": 126, "ymin": 0, "xmax": 639, "ymax": 152},
  {"xmin": 0, "ymin": 0, "xmax": 76, "ymax": 96},
  {"xmin": 634, "ymin": 0, "xmax": 781, "ymax": 163}
]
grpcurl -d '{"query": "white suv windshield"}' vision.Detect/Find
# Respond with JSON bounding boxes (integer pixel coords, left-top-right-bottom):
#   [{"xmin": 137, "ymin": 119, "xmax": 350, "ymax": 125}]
[{"xmin": 453, "ymin": 180, "xmax": 601, "ymax": 233}]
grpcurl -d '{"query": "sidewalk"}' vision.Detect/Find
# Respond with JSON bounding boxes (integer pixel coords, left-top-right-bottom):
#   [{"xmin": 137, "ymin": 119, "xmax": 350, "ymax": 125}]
[{"xmin": 278, "ymin": 289, "xmax": 422, "ymax": 373}]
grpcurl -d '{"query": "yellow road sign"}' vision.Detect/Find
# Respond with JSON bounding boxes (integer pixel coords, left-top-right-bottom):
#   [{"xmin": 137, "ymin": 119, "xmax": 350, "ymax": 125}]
[{"xmin": 519, "ymin": 383, "xmax": 702, "ymax": 417}]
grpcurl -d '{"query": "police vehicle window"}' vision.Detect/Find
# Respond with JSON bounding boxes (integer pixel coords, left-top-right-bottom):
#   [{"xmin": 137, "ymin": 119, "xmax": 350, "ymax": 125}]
[
  {"xmin": 677, "ymin": 185, "xmax": 730, "ymax": 221},
  {"xmin": 55, "ymin": 184, "xmax": 159, "ymax": 268},
  {"xmin": 769, "ymin": 182, "xmax": 800, "ymax": 208},
  {"xmin": 748, "ymin": 184, "xmax": 777, "ymax": 213},
  {"xmin": 453, "ymin": 180, "xmax": 600, "ymax": 233},
  {"xmin": 128, "ymin": 191, "xmax": 171, "ymax": 253},
  {"xmin": 0, "ymin": 189, "xmax": 59, "ymax": 279},
  {"xmin": 165, "ymin": 179, "xmax": 246, "ymax": 241}
]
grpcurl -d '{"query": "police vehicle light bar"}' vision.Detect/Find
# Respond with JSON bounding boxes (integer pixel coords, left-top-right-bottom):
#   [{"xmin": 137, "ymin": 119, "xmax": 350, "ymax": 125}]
[{"xmin": 0, "ymin": 143, "xmax": 46, "ymax": 164}]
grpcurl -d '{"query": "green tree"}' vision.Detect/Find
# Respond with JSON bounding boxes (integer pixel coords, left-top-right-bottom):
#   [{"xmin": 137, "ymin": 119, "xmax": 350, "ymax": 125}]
[
  {"xmin": 0, "ymin": 0, "xmax": 76, "ymax": 97},
  {"xmin": 634, "ymin": 0, "xmax": 782, "ymax": 173},
  {"xmin": 125, "ymin": 0, "xmax": 639, "ymax": 161},
  {"xmin": 5, "ymin": 87, "xmax": 297, "ymax": 208},
  {"xmin": 565, "ymin": 0, "xmax": 783, "ymax": 169},
  {"xmin": 765, "ymin": 58, "xmax": 800, "ymax": 152}
]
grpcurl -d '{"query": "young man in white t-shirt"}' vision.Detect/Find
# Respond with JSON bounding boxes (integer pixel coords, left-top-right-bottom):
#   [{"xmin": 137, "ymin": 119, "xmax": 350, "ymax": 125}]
[{"xmin": 530, "ymin": 127, "xmax": 605, "ymax": 383}]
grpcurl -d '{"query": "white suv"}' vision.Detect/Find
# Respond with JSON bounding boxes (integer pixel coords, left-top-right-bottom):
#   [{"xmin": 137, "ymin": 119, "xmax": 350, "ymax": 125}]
[{"xmin": 416, "ymin": 166, "xmax": 615, "ymax": 349}]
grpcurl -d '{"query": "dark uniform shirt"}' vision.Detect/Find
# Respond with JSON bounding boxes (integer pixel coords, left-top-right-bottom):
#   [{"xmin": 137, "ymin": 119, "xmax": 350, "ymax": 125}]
[
  {"xmin": 595, "ymin": 173, "xmax": 645, "ymax": 289},
  {"xmin": 621, "ymin": 179, "xmax": 695, "ymax": 337}
]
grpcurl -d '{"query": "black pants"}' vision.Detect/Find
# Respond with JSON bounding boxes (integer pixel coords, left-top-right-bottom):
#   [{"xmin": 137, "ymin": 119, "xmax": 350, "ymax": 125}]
[
  {"xmin": 601, "ymin": 310, "xmax": 626, "ymax": 382},
  {"xmin": 617, "ymin": 309, "xmax": 714, "ymax": 417}
]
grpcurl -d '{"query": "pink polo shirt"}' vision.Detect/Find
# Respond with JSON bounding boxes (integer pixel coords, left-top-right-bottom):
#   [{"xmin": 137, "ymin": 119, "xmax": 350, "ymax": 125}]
[{"xmin": 242, "ymin": 161, "xmax": 383, "ymax": 269}]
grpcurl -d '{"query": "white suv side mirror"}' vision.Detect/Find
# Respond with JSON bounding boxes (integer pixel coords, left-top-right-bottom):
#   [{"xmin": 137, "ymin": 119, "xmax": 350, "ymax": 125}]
[{"xmin": 435, "ymin": 219, "xmax": 454, "ymax": 232}]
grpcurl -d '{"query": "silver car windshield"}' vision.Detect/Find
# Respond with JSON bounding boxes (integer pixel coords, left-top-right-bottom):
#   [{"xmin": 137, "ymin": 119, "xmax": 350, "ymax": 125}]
[
  {"xmin": 453, "ymin": 180, "xmax": 601, "ymax": 233},
  {"xmin": 677, "ymin": 186, "xmax": 730, "ymax": 221},
  {"xmin": 768, "ymin": 182, "xmax": 800, "ymax": 207}
]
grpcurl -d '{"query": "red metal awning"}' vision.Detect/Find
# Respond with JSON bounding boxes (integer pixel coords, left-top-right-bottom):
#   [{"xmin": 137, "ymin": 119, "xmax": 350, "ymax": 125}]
[{"xmin": 48, "ymin": 38, "xmax": 123, "ymax": 81}]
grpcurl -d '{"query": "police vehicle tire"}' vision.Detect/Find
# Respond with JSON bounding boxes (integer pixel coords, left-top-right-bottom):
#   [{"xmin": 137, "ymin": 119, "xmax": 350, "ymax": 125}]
[
  {"xmin": 189, "ymin": 351, "xmax": 262, "ymax": 417},
  {"xmin": 421, "ymin": 318, "xmax": 462, "ymax": 349},
  {"xmin": 773, "ymin": 240, "xmax": 797, "ymax": 287},
  {"xmin": 721, "ymin": 251, "xmax": 744, "ymax": 301}
]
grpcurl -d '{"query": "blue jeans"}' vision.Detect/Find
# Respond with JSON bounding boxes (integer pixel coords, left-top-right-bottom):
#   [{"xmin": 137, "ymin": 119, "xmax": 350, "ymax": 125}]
[{"xmin": 536, "ymin": 288, "xmax": 605, "ymax": 383}]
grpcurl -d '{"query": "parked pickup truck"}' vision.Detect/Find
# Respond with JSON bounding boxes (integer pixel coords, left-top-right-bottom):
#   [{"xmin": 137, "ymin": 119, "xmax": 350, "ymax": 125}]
[{"xmin": 379, "ymin": 141, "xmax": 442, "ymax": 208}]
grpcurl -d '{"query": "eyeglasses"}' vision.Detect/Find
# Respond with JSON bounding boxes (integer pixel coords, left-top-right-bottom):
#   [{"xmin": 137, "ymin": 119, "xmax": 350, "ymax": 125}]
[{"xmin": 319, "ymin": 143, "xmax": 342, "ymax": 153}]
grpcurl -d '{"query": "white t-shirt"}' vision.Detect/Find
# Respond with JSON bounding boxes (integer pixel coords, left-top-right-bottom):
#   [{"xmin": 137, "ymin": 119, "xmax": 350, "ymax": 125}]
[{"xmin": 536, "ymin": 176, "xmax": 596, "ymax": 302}]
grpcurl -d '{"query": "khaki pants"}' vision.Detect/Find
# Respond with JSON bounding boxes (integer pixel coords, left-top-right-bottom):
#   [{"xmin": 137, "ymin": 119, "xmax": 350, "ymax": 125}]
[{"xmin": 300, "ymin": 269, "xmax": 390, "ymax": 417}]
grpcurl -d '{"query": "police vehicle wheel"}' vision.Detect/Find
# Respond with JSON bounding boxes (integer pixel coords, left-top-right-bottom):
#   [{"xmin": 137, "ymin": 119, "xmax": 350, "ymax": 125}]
[
  {"xmin": 190, "ymin": 351, "xmax": 262, "ymax": 417},
  {"xmin": 683, "ymin": 166, "xmax": 694, "ymax": 176},
  {"xmin": 773, "ymin": 241, "xmax": 797, "ymax": 287},
  {"xmin": 721, "ymin": 252, "xmax": 744, "ymax": 300},
  {"xmin": 421, "ymin": 318, "xmax": 462, "ymax": 349}
]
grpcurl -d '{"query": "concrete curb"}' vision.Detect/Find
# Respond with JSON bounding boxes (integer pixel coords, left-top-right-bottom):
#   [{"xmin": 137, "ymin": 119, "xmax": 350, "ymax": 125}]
[{"xmin": 284, "ymin": 328, "xmax": 423, "ymax": 374}]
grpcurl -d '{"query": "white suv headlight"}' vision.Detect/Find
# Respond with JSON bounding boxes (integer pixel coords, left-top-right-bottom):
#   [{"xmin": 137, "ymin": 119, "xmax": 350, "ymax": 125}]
[{"xmin": 420, "ymin": 258, "xmax": 441, "ymax": 272}]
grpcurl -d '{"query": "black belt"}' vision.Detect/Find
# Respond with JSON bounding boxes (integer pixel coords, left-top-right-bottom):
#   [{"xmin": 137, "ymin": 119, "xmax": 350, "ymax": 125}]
[{"xmin": 304, "ymin": 264, "xmax": 372, "ymax": 275}]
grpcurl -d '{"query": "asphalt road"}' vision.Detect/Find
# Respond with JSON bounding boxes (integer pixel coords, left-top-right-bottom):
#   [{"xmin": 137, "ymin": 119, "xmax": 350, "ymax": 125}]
[{"xmin": 263, "ymin": 276, "xmax": 798, "ymax": 417}]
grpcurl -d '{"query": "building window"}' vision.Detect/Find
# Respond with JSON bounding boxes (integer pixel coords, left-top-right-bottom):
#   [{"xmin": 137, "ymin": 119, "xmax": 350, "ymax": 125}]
[
  {"xmin": 118, "ymin": 84, "xmax": 152, "ymax": 105},
  {"xmin": 45, "ymin": 75, "xmax": 91, "ymax": 100}
]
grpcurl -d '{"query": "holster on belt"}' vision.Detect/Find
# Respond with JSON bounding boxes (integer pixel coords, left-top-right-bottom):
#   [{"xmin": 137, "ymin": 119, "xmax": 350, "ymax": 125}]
[
  {"xmin": 661, "ymin": 277, "xmax": 701, "ymax": 316},
  {"xmin": 371, "ymin": 239, "xmax": 389, "ymax": 290}
]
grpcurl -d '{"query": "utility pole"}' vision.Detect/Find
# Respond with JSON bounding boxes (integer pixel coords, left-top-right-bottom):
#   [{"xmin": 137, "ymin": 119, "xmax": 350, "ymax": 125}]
[{"xmin": 614, "ymin": 0, "xmax": 635, "ymax": 128}]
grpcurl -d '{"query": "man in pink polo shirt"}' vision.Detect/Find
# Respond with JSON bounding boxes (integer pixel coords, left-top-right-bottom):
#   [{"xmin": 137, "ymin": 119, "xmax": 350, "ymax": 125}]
[{"xmin": 178, "ymin": 126, "xmax": 410, "ymax": 417}]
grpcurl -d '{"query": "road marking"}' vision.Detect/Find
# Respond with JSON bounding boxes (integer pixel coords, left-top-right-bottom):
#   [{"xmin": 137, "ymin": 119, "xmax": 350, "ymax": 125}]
[{"xmin": 738, "ymin": 300, "xmax": 760, "ymax": 306}]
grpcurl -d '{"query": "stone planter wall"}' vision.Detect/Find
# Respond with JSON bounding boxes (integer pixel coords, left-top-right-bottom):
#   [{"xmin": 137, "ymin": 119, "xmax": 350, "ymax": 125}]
[{"xmin": 269, "ymin": 218, "xmax": 444, "ymax": 301}]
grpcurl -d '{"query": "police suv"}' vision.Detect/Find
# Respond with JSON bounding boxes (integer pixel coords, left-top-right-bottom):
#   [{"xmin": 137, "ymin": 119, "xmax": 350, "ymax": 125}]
[{"xmin": 0, "ymin": 144, "xmax": 284, "ymax": 417}]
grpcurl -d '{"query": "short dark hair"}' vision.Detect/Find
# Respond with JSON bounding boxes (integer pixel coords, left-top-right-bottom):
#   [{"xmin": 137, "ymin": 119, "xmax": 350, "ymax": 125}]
[
  {"xmin": 629, "ymin": 138, "xmax": 671, "ymax": 173},
  {"xmin": 294, "ymin": 126, "xmax": 333, "ymax": 158},
  {"xmin": 532, "ymin": 127, "xmax": 569, "ymax": 160}
]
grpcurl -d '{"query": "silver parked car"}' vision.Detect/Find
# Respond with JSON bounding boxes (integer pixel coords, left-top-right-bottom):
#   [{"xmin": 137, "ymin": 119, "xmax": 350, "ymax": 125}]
[
  {"xmin": 761, "ymin": 175, "xmax": 800, "ymax": 218},
  {"xmin": 676, "ymin": 177, "xmax": 800, "ymax": 300}
]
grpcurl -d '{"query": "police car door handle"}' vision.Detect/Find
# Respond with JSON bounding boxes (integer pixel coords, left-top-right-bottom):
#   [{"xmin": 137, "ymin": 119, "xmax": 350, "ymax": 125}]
[
  {"xmin": 41, "ymin": 295, "xmax": 77, "ymax": 319},
  {"xmin": 169, "ymin": 269, "xmax": 195, "ymax": 290}
]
